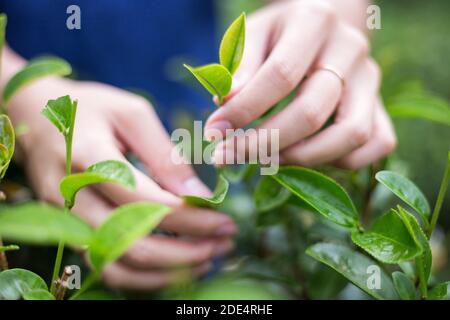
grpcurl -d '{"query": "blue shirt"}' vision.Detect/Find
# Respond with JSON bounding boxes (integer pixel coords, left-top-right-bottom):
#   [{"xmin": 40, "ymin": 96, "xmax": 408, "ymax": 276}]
[{"xmin": 0, "ymin": 0, "xmax": 218, "ymax": 126}]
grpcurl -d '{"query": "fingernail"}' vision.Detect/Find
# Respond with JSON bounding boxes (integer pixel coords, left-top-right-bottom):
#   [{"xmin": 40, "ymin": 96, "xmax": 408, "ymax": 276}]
[
  {"xmin": 204, "ymin": 120, "xmax": 233, "ymax": 141},
  {"xmin": 215, "ymin": 223, "xmax": 237, "ymax": 236},
  {"xmin": 183, "ymin": 177, "xmax": 212, "ymax": 197}
]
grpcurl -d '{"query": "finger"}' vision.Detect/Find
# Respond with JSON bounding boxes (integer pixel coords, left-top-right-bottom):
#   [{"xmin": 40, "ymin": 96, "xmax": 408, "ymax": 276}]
[
  {"xmin": 102, "ymin": 260, "xmax": 212, "ymax": 291},
  {"xmin": 72, "ymin": 189, "xmax": 235, "ymax": 269},
  {"xmin": 71, "ymin": 187, "xmax": 113, "ymax": 227},
  {"xmin": 159, "ymin": 207, "xmax": 236, "ymax": 237},
  {"xmin": 212, "ymin": 69, "xmax": 341, "ymax": 165},
  {"xmin": 229, "ymin": 7, "xmax": 275, "ymax": 90},
  {"xmin": 73, "ymin": 141, "xmax": 181, "ymax": 207},
  {"xmin": 204, "ymin": 2, "xmax": 335, "ymax": 138},
  {"xmin": 113, "ymin": 98, "xmax": 211, "ymax": 197},
  {"xmin": 213, "ymin": 22, "xmax": 370, "ymax": 165},
  {"xmin": 121, "ymin": 236, "xmax": 234, "ymax": 269},
  {"xmin": 30, "ymin": 161, "xmax": 65, "ymax": 207},
  {"xmin": 282, "ymin": 59, "xmax": 380, "ymax": 166},
  {"xmin": 336, "ymin": 100, "xmax": 397, "ymax": 169},
  {"xmin": 313, "ymin": 22, "xmax": 369, "ymax": 82}
]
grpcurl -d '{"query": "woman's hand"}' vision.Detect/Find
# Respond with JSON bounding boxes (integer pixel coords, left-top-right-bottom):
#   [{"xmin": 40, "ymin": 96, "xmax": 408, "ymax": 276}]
[
  {"xmin": 8, "ymin": 77, "xmax": 236, "ymax": 290},
  {"xmin": 206, "ymin": 0, "xmax": 396, "ymax": 170}
]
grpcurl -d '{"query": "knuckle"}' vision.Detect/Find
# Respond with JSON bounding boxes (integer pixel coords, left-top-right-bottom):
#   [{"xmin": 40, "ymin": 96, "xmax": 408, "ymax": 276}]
[
  {"xmin": 339, "ymin": 158, "xmax": 361, "ymax": 171},
  {"xmin": 190, "ymin": 246, "xmax": 213, "ymax": 265},
  {"xmin": 301, "ymin": 1, "xmax": 336, "ymax": 22},
  {"xmin": 124, "ymin": 96, "xmax": 153, "ymax": 118},
  {"xmin": 346, "ymin": 26, "xmax": 370, "ymax": 56},
  {"xmin": 346, "ymin": 123, "xmax": 371, "ymax": 147},
  {"xmin": 302, "ymin": 105, "xmax": 323, "ymax": 132},
  {"xmin": 38, "ymin": 188, "xmax": 62, "ymax": 205},
  {"xmin": 381, "ymin": 133, "xmax": 397, "ymax": 155},
  {"xmin": 102, "ymin": 267, "xmax": 122, "ymax": 288},
  {"xmin": 270, "ymin": 59, "xmax": 299, "ymax": 91}
]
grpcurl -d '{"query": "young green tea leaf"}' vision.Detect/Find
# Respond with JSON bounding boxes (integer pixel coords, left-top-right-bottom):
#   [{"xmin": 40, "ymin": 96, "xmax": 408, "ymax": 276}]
[
  {"xmin": 0, "ymin": 202, "xmax": 93, "ymax": 247},
  {"xmin": 429, "ymin": 282, "xmax": 450, "ymax": 300},
  {"xmin": 0, "ymin": 268, "xmax": 51, "ymax": 300},
  {"xmin": 3, "ymin": 57, "xmax": 72, "ymax": 108},
  {"xmin": 273, "ymin": 167, "xmax": 359, "ymax": 229},
  {"xmin": 22, "ymin": 289, "xmax": 55, "ymax": 300},
  {"xmin": 351, "ymin": 210, "xmax": 422, "ymax": 264},
  {"xmin": 60, "ymin": 160, "xmax": 136, "ymax": 208},
  {"xmin": 182, "ymin": 174, "xmax": 229, "ymax": 208},
  {"xmin": 89, "ymin": 202, "xmax": 171, "ymax": 272},
  {"xmin": 396, "ymin": 206, "xmax": 432, "ymax": 293},
  {"xmin": 183, "ymin": 64, "xmax": 232, "ymax": 104},
  {"xmin": 0, "ymin": 244, "xmax": 19, "ymax": 253},
  {"xmin": 306, "ymin": 242, "xmax": 398, "ymax": 300},
  {"xmin": 392, "ymin": 271, "xmax": 416, "ymax": 300},
  {"xmin": 254, "ymin": 175, "xmax": 291, "ymax": 212},
  {"xmin": 219, "ymin": 12, "xmax": 246, "ymax": 75},
  {"xmin": 0, "ymin": 115, "xmax": 15, "ymax": 178},
  {"xmin": 376, "ymin": 171, "xmax": 430, "ymax": 224},
  {"xmin": 42, "ymin": 95, "xmax": 77, "ymax": 136}
]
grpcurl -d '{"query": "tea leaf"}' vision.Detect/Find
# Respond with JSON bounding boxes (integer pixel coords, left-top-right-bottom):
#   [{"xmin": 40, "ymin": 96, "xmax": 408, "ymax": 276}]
[
  {"xmin": 23, "ymin": 289, "xmax": 55, "ymax": 300},
  {"xmin": 0, "ymin": 115, "xmax": 15, "ymax": 178},
  {"xmin": 396, "ymin": 206, "xmax": 432, "ymax": 293},
  {"xmin": 254, "ymin": 175, "xmax": 290, "ymax": 212},
  {"xmin": 3, "ymin": 57, "xmax": 72, "ymax": 108},
  {"xmin": 0, "ymin": 268, "xmax": 51, "ymax": 300},
  {"xmin": 0, "ymin": 244, "xmax": 19, "ymax": 253},
  {"xmin": 182, "ymin": 174, "xmax": 229, "ymax": 208},
  {"xmin": 0, "ymin": 202, "xmax": 93, "ymax": 247},
  {"xmin": 60, "ymin": 160, "xmax": 136, "ymax": 208},
  {"xmin": 429, "ymin": 282, "xmax": 450, "ymax": 300},
  {"xmin": 376, "ymin": 171, "xmax": 430, "ymax": 224},
  {"xmin": 220, "ymin": 12, "xmax": 246, "ymax": 75},
  {"xmin": 183, "ymin": 64, "xmax": 232, "ymax": 104},
  {"xmin": 306, "ymin": 242, "xmax": 398, "ymax": 300},
  {"xmin": 89, "ymin": 202, "xmax": 171, "ymax": 271},
  {"xmin": 392, "ymin": 271, "xmax": 416, "ymax": 300},
  {"xmin": 42, "ymin": 95, "xmax": 77, "ymax": 136},
  {"xmin": 351, "ymin": 210, "xmax": 422, "ymax": 264},
  {"xmin": 273, "ymin": 167, "xmax": 359, "ymax": 229}
]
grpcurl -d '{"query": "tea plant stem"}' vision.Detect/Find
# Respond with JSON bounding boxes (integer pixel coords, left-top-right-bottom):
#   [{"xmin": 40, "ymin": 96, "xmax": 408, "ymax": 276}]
[
  {"xmin": 55, "ymin": 265, "xmax": 72, "ymax": 300},
  {"xmin": 50, "ymin": 101, "xmax": 77, "ymax": 295},
  {"xmin": 50, "ymin": 209, "xmax": 68, "ymax": 294},
  {"xmin": 0, "ymin": 237, "xmax": 8, "ymax": 271},
  {"xmin": 69, "ymin": 272, "xmax": 98, "ymax": 300},
  {"xmin": 362, "ymin": 165, "xmax": 377, "ymax": 227},
  {"xmin": 427, "ymin": 153, "xmax": 450, "ymax": 239}
]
